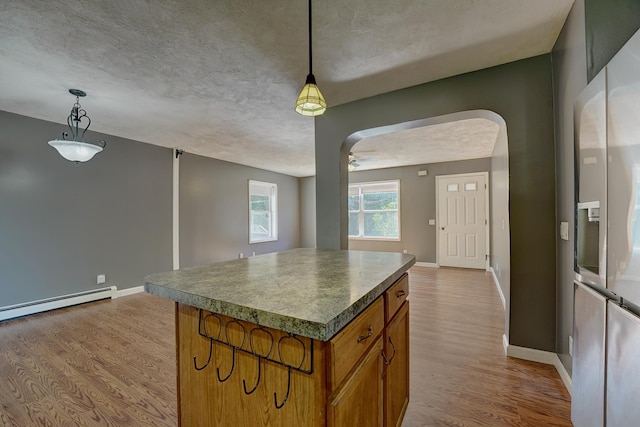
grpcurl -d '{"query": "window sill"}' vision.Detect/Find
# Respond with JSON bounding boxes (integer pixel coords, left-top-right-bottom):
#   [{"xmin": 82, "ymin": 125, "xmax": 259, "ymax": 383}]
[
  {"xmin": 348, "ymin": 237, "xmax": 401, "ymax": 242},
  {"xmin": 250, "ymin": 238, "xmax": 278, "ymax": 244}
]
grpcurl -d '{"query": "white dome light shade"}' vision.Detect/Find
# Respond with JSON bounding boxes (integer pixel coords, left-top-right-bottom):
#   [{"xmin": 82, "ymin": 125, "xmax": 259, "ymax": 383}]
[{"xmin": 48, "ymin": 139, "xmax": 103, "ymax": 162}]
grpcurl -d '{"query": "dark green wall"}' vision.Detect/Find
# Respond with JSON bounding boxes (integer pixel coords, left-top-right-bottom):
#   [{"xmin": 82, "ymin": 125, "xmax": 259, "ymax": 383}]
[
  {"xmin": 315, "ymin": 55, "xmax": 557, "ymax": 351},
  {"xmin": 585, "ymin": 0, "xmax": 640, "ymax": 81}
]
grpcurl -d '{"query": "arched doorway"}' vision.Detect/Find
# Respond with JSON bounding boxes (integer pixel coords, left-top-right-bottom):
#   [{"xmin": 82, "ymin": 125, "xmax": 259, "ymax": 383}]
[{"xmin": 340, "ymin": 109, "xmax": 511, "ymax": 340}]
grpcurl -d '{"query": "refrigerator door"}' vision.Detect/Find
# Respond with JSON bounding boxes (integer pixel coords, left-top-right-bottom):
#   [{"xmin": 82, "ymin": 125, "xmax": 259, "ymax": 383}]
[
  {"xmin": 572, "ymin": 282, "xmax": 606, "ymax": 427},
  {"xmin": 575, "ymin": 69, "xmax": 607, "ymax": 286},
  {"xmin": 607, "ymin": 28, "xmax": 640, "ymax": 305},
  {"xmin": 606, "ymin": 302, "xmax": 640, "ymax": 426}
]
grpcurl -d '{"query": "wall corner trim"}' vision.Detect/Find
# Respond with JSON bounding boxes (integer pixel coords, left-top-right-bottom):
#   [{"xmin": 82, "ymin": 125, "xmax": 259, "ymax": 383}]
[
  {"xmin": 413, "ymin": 262, "xmax": 438, "ymax": 268},
  {"xmin": 113, "ymin": 286, "xmax": 145, "ymax": 299},
  {"xmin": 489, "ymin": 267, "xmax": 506, "ymax": 311},
  {"xmin": 506, "ymin": 342, "xmax": 572, "ymax": 395}
]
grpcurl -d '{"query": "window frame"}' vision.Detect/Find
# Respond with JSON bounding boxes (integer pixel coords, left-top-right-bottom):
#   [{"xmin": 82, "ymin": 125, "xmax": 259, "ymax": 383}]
[
  {"xmin": 248, "ymin": 180, "xmax": 278, "ymax": 244},
  {"xmin": 348, "ymin": 180, "xmax": 401, "ymax": 241}
]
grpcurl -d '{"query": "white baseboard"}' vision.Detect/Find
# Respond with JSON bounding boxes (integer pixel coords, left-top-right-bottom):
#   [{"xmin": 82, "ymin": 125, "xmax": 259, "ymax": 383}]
[
  {"xmin": 507, "ymin": 343, "xmax": 558, "ymax": 364},
  {"xmin": 413, "ymin": 262, "xmax": 438, "ymax": 268},
  {"xmin": 114, "ymin": 286, "xmax": 144, "ymax": 298},
  {"xmin": 554, "ymin": 355, "xmax": 572, "ymax": 396},
  {"xmin": 0, "ymin": 286, "xmax": 116, "ymax": 321},
  {"xmin": 489, "ymin": 267, "xmax": 506, "ymax": 311},
  {"xmin": 505, "ymin": 341, "xmax": 572, "ymax": 395}
]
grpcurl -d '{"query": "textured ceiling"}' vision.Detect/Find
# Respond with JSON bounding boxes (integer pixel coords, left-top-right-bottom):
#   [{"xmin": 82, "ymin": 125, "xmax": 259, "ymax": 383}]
[
  {"xmin": 0, "ymin": 0, "xmax": 574, "ymax": 176},
  {"xmin": 351, "ymin": 118, "xmax": 500, "ymax": 171}
]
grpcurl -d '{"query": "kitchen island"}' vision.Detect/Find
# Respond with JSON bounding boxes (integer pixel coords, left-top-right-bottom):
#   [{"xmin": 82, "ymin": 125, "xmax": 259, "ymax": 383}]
[{"xmin": 145, "ymin": 248, "xmax": 415, "ymax": 427}]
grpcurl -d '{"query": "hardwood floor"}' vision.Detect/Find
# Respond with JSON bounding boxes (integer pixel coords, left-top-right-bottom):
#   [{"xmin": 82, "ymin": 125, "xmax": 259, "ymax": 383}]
[
  {"xmin": 0, "ymin": 293, "xmax": 177, "ymax": 426},
  {"xmin": 0, "ymin": 267, "xmax": 571, "ymax": 426},
  {"xmin": 402, "ymin": 266, "xmax": 572, "ymax": 426}
]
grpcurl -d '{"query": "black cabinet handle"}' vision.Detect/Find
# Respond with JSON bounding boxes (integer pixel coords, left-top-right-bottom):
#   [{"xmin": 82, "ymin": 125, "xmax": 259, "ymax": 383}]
[
  {"xmin": 382, "ymin": 336, "xmax": 397, "ymax": 366},
  {"xmin": 357, "ymin": 325, "xmax": 373, "ymax": 343}
]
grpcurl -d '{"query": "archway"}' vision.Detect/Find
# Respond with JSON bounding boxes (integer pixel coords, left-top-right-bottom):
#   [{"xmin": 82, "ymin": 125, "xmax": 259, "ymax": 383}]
[{"xmin": 340, "ymin": 109, "xmax": 511, "ymax": 340}]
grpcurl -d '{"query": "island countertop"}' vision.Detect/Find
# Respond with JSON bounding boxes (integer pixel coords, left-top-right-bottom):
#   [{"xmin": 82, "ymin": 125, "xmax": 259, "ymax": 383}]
[{"xmin": 144, "ymin": 248, "xmax": 415, "ymax": 341}]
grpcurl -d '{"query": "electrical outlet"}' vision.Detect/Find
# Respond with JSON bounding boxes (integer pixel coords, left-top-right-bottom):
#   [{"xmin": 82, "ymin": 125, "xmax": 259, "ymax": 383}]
[
  {"xmin": 252, "ymin": 251, "xmax": 256, "ymax": 256},
  {"xmin": 569, "ymin": 336, "xmax": 573, "ymax": 356},
  {"xmin": 239, "ymin": 253, "xmax": 244, "ymax": 259},
  {"xmin": 97, "ymin": 274, "xmax": 106, "ymax": 285},
  {"xmin": 403, "ymin": 249, "xmax": 408, "ymax": 254}
]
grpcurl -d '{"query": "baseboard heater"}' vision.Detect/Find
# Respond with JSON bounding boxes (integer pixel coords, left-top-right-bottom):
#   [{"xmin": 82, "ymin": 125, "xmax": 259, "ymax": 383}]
[{"xmin": 0, "ymin": 286, "xmax": 116, "ymax": 322}]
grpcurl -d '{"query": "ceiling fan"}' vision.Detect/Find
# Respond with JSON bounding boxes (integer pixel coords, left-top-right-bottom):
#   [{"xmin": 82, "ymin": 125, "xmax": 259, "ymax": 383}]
[{"xmin": 348, "ymin": 152, "xmax": 376, "ymax": 171}]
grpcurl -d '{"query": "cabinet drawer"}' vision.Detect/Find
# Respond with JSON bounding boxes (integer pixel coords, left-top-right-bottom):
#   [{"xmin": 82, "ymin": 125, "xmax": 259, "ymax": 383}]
[
  {"xmin": 385, "ymin": 274, "xmax": 409, "ymax": 322},
  {"xmin": 328, "ymin": 297, "xmax": 384, "ymax": 390}
]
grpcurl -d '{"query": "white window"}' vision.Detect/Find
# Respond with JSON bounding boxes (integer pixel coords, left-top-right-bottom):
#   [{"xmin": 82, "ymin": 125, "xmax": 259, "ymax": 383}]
[
  {"xmin": 348, "ymin": 180, "xmax": 400, "ymax": 240},
  {"xmin": 249, "ymin": 180, "xmax": 278, "ymax": 243}
]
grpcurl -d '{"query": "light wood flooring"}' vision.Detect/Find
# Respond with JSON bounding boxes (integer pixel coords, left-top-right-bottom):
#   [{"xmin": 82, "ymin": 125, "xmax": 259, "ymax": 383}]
[
  {"xmin": 0, "ymin": 267, "xmax": 571, "ymax": 426},
  {"xmin": 402, "ymin": 267, "xmax": 571, "ymax": 426}
]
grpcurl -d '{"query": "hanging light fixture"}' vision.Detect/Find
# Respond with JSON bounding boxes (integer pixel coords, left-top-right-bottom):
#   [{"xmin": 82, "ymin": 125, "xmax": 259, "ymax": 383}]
[
  {"xmin": 348, "ymin": 153, "xmax": 359, "ymax": 172},
  {"xmin": 295, "ymin": 0, "xmax": 326, "ymax": 116},
  {"xmin": 48, "ymin": 89, "xmax": 106, "ymax": 162}
]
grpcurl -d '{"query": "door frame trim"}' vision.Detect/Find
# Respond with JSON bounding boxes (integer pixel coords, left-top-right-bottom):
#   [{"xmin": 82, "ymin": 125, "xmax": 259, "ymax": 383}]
[{"xmin": 435, "ymin": 171, "xmax": 490, "ymax": 270}]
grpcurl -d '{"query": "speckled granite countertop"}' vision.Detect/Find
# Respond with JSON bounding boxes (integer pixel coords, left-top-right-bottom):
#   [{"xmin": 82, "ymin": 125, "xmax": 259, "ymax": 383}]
[{"xmin": 144, "ymin": 248, "xmax": 415, "ymax": 341}]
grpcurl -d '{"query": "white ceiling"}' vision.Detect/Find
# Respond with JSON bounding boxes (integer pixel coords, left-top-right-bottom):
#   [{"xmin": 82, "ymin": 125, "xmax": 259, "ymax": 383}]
[
  {"xmin": 351, "ymin": 118, "xmax": 500, "ymax": 171},
  {"xmin": 0, "ymin": 0, "xmax": 574, "ymax": 177}
]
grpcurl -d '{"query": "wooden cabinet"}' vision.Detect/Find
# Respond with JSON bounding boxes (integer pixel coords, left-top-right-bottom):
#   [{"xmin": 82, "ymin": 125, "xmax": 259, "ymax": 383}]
[
  {"xmin": 327, "ymin": 272, "xmax": 410, "ymax": 427},
  {"xmin": 385, "ymin": 273, "xmax": 409, "ymax": 322},
  {"xmin": 175, "ymin": 273, "xmax": 410, "ymax": 427},
  {"xmin": 327, "ymin": 297, "xmax": 384, "ymax": 389},
  {"xmin": 384, "ymin": 301, "xmax": 410, "ymax": 427},
  {"xmin": 328, "ymin": 337, "xmax": 384, "ymax": 427}
]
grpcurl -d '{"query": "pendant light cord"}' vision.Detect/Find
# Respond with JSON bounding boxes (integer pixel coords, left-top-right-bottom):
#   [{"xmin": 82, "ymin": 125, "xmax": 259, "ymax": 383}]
[{"xmin": 308, "ymin": 0, "xmax": 313, "ymax": 75}]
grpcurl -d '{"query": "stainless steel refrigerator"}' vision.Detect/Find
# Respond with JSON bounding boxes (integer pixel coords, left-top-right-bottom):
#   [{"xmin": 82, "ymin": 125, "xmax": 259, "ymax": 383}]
[{"xmin": 573, "ymin": 28, "xmax": 640, "ymax": 427}]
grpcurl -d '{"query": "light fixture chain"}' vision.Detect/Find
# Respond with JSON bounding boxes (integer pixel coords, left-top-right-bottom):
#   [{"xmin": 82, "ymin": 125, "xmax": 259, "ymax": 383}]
[
  {"xmin": 308, "ymin": 0, "xmax": 312, "ymax": 75},
  {"xmin": 68, "ymin": 95, "xmax": 91, "ymax": 141}
]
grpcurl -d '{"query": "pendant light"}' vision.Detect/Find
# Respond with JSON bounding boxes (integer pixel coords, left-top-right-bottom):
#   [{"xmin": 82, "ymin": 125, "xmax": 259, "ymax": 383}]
[
  {"xmin": 48, "ymin": 89, "xmax": 106, "ymax": 162},
  {"xmin": 295, "ymin": 0, "xmax": 327, "ymax": 116}
]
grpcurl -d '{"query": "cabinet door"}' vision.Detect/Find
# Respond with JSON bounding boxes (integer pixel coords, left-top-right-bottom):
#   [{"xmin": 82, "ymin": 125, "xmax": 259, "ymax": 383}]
[
  {"xmin": 384, "ymin": 301, "xmax": 409, "ymax": 427},
  {"xmin": 328, "ymin": 337, "xmax": 384, "ymax": 427}
]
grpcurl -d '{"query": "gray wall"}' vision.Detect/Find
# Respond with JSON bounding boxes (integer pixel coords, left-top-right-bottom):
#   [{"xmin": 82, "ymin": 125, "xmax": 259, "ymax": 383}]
[
  {"xmin": 315, "ymin": 55, "xmax": 557, "ymax": 352},
  {"xmin": 0, "ymin": 111, "xmax": 172, "ymax": 306},
  {"xmin": 553, "ymin": 0, "xmax": 640, "ymax": 375},
  {"xmin": 490, "ymin": 124, "xmax": 511, "ymax": 333},
  {"xmin": 179, "ymin": 153, "xmax": 300, "ymax": 267},
  {"xmin": 299, "ymin": 176, "xmax": 316, "ymax": 248},
  {"xmin": 347, "ymin": 159, "xmax": 491, "ymax": 263},
  {"xmin": 552, "ymin": 0, "xmax": 588, "ymax": 377},
  {"xmin": 585, "ymin": 0, "xmax": 640, "ymax": 81}
]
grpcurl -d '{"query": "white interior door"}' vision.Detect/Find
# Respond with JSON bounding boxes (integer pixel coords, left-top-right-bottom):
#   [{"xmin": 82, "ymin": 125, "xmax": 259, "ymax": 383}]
[{"xmin": 437, "ymin": 173, "xmax": 488, "ymax": 269}]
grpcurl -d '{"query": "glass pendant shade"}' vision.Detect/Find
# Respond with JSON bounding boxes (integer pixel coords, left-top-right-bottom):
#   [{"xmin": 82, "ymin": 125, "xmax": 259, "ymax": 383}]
[
  {"xmin": 48, "ymin": 139, "xmax": 103, "ymax": 162},
  {"xmin": 295, "ymin": 74, "xmax": 327, "ymax": 117}
]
